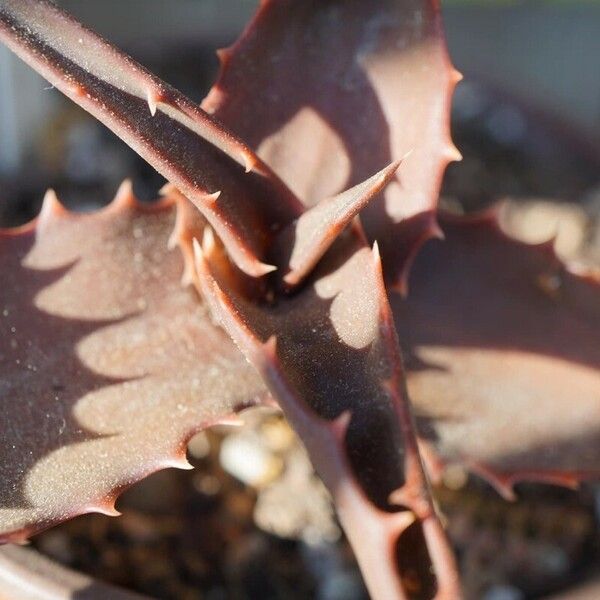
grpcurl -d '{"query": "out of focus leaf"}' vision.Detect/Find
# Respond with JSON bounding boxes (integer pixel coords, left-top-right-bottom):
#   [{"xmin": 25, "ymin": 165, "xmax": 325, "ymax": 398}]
[{"xmin": 393, "ymin": 212, "xmax": 600, "ymax": 497}]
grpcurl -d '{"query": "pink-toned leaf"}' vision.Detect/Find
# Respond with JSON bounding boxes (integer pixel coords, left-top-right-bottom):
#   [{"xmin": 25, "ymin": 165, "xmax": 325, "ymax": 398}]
[
  {"xmin": 203, "ymin": 0, "xmax": 461, "ymax": 289},
  {"xmin": 194, "ymin": 229, "xmax": 460, "ymax": 599},
  {"xmin": 0, "ymin": 188, "xmax": 265, "ymax": 543},
  {"xmin": 0, "ymin": 0, "xmax": 303, "ymax": 278},
  {"xmin": 273, "ymin": 160, "xmax": 401, "ymax": 289},
  {"xmin": 392, "ymin": 211, "xmax": 600, "ymax": 498},
  {"xmin": 0, "ymin": 544, "xmax": 146, "ymax": 599}
]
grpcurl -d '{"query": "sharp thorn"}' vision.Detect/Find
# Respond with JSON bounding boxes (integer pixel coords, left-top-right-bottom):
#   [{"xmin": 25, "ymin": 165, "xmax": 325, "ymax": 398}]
[
  {"xmin": 147, "ymin": 89, "xmax": 159, "ymax": 116},
  {"xmin": 256, "ymin": 261, "xmax": 277, "ymax": 275},
  {"xmin": 330, "ymin": 410, "xmax": 352, "ymax": 441},
  {"xmin": 240, "ymin": 151, "xmax": 257, "ymax": 173},
  {"xmin": 451, "ymin": 69, "xmax": 463, "ymax": 84},
  {"xmin": 192, "ymin": 237, "xmax": 203, "ymax": 263},
  {"xmin": 159, "ymin": 182, "xmax": 176, "ymax": 196},
  {"xmin": 40, "ymin": 188, "xmax": 66, "ymax": 218},
  {"xmin": 113, "ymin": 178, "xmax": 134, "ymax": 205},
  {"xmin": 372, "ymin": 240, "xmax": 381, "ymax": 264},
  {"xmin": 203, "ymin": 190, "xmax": 221, "ymax": 205},
  {"xmin": 262, "ymin": 335, "xmax": 278, "ymax": 359},
  {"xmin": 445, "ymin": 145, "xmax": 462, "ymax": 162},
  {"xmin": 201, "ymin": 226, "xmax": 216, "ymax": 255},
  {"xmin": 91, "ymin": 503, "xmax": 121, "ymax": 517},
  {"xmin": 430, "ymin": 221, "xmax": 445, "ymax": 241}
]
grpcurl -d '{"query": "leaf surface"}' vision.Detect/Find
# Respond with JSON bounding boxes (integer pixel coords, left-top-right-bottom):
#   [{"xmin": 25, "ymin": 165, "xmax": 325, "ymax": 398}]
[
  {"xmin": 204, "ymin": 0, "xmax": 460, "ymax": 289},
  {"xmin": 0, "ymin": 0, "xmax": 303, "ymax": 278},
  {"xmin": 393, "ymin": 212, "xmax": 600, "ymax": 497},
  {"xmin": 195, "ymin": 228, "xmax": 460, "ymax": 599},
  {"xmin": 0, "ymin": 190, "xmax": 264, "ymax": 542}
]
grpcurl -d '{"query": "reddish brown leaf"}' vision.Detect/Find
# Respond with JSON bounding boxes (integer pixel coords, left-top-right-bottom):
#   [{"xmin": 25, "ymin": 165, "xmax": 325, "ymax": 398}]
[
  {"xmin": 0, "ymin": 189, "xmax": 265, "ymax": 542},
  {"xmin": 0, "ymin": 544, "xmax": 145, "ymax": 599},
  {"xmin": 194, "ymin": 229, "xmax": 460, "ymax": 599},
  {"xmin": 273, "ymin": 160, "xmax": 401, "ymax": 289},
  {"xmin": 0, "ymin": 0, "xmax": 304, "ymax": 278},
  {"xmin": 0, "ymin": 2, "xmax": 462, "ymax": 595},
  {"xmin": 393, "ymin": 211, "xmax": 600, "ymax": 498},
  {"xmin": 203, "ymin": 0, "xmax": 461, "ymax": 289}
]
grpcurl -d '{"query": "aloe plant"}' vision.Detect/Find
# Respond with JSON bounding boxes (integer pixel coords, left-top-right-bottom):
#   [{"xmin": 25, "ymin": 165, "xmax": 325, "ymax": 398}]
[{"xmin": 0, "ymin": 1, "xmax": 598, "ymax": 598}]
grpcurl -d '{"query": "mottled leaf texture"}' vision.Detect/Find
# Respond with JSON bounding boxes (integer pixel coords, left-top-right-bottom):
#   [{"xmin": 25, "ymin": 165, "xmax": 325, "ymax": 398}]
[
  {"xmin": 195, "ymin": 229, "xmax": 460, "ymax": 599},
  {"xmin": 203, "ymin": 0, "xmax": 461, "ymax": 290},
  {"xmin": 0, "ymin": 0, "xmax": 304, "ymax": 278},
  {"xmin": 393, "ymin": 212, "xmax": 600, "ymax": 499},
  {"xmin": 0, "ymin": 189, "xmax": 265, "ymax": 543}
]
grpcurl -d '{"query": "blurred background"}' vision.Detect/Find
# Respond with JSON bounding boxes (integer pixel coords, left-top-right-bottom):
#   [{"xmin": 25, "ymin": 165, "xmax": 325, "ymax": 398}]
[{"xmin": 0, "ymin": 1, "xmax": 599, "ymax": 599}]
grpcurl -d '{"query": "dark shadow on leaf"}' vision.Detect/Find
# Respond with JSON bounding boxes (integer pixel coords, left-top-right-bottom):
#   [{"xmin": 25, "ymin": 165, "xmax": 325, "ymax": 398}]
[{"xmin": 0, "ymin": 233, "xmax": 116, "ymax": 510}]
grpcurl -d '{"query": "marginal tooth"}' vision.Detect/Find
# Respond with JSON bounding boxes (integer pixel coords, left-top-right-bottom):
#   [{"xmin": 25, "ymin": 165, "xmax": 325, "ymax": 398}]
[
  {"xmin": 202, "ymin": 190, "xmax": 221, "ymax": 206},
  {"xmin": 159, "ymin": 182, "xmax": 178, "ymax": 197},
  {"xmin": 38, "ymin": 189, "xmax": 67, "ymax": 230},
  {"xmin": 201, "ymin": 226, "xmax": 216, "ymax": 255},
  {"xmin": 216, "ymin": 47, "xmax": 231, "ymax": 64},
  {"xmin": 371, "ymin": 241, "xmax": 396, "ymax": 332},
  {"xmin": 12, "ymin": 534, "xmax": 31, "ymax": 546},
  {"xmin": 330, "ymin": 410, "xmax": 352, "ymax": 441},
  {"xmin": 40, "ymin": 188, "xmax": 66, "ymax": 216},
  {"xmin": 240, "ymin": 150, "xmax": 257, "ymax": 174},
  {"xmin": 163, "ymin": 456, "xmax": 194, "ymax": 470},
  {"xmin": 388, "ymin": 487, "xmax": 404, "ymax": 506},
  {"xmin": 445, "ymin": 144, "xmax": 462, "ymax": 162},
  {"xmin": 167, "ymin": 230, "xmax": 179, "ymax": 250},
  {"xmin": 91, "ymin": 503, "xmax": 121, "ymax": 517},
  {"xmin": 451, "ymin": 69, "xmax": 463, "ymax": 84},
  {"xmin": 146, "ymin": 88, "xmax": 161, "ymax": 116},
  {"xmin": 429, "ymin": 221, "xmax": 445, "ymax": 241},
  {"xmin": 389, "ymin": 508, "xmax": 417, "ymax": 534},
  {"xmin": 178, "ymin": 457, "xmax": 195, "ymax": 470},
  {"xmin": 192, "ymin": 237, "xmax": 204, "ymax": 264},
  {"xmin": 112, "ymin": 178, "xmax": 135, "ymax": 208},
  {"xmin": 262, "ymin": 335, "xmax": 278, "ymax": 360},
  {"xmin": 255, "ymin": 261, "xmax": 278, "ymax": 276},
  {"xmin": 372, "ymin": 240, "xmax": 382, "ymax": 267}
]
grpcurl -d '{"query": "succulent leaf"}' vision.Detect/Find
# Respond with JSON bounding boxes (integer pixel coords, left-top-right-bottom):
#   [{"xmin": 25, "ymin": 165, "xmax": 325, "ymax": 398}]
[
  {"xmin": 274, "ymin": 160, "xmax": 402, "ymax": 289},
  {"xmin": 194, "ymin": 228, "xmax": 460, "ymax": 599},
  {"xmin": 0, "ymin": 0, "xmax": 304, "ymax": 278},
  {"xmin": 203, "ymin": 0, "xmax": 460, "ymax": 290},
  {"xmin": 0, "ymin": 544, "xmax": 145, "ymax": 599},
  {"xmin": 394, "ymin": 211, "xmax": 600, "ymax": 498},
  {"xmin": 0, "ymin": 190, "xmax": 265, "ymax": 543}
]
